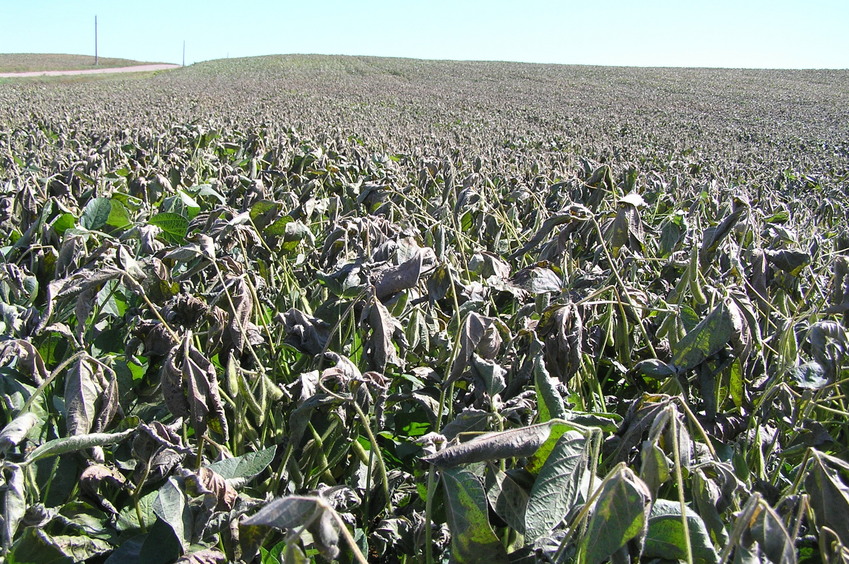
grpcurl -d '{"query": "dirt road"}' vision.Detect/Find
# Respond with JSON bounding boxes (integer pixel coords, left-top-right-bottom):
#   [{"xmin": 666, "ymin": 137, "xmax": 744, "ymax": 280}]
[{"xmin": 0, "ymin": 64, "xmax": 180, "ymax": 78}]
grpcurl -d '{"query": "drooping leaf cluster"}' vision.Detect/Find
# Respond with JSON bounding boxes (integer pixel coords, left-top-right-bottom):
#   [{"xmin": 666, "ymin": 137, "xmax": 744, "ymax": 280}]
[{"xmin": 0, "ymin": 55, "xmax": 847, "ymax": 562}]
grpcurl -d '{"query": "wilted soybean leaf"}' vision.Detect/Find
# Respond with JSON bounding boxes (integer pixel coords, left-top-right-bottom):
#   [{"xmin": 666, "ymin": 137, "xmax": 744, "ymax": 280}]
[
  {"xmin": 162, "ymin": 333, "xmax": 228, "ymax": 440},
  {"xmin": 305, "ymin": 505, "xmax": 340, "ymax": 560},
  {"xmin": 699, "ymin": 198, "xmax": 748, "ymax": 265},
  {"xmin": 448, "ymin": 312, "xmax": 500, "ymax": 384},
  {"xmin": 531, "ymin": 336, "xmax": 567, "ymax": 421},
  {"xmin": 0, "ymin": 412, "xmax": 39, "ymax": 454},
  {"xmin": 0, "ymin": 339, "xmax": 48, "ymax": 385},
  {"xmin": 281, "ymin": 308, "xmax": 331, "ymax": 355},
  {"xmin": 80, "ymin": 464, "xmax": 127, "ymax": 514},
  {"xmin": 525, "ymin": 431, "xmax": 589, "ymax": 542},
  {"xmin": 365, "ymin": 295, "xmax": 403, "ymax": 373},
  {"xmin": 538, "ymin": 302, "xmax": 583, "ymax": 382},
  {"xmin": 440, "ymin": 409, "xmax": 493, "ymax": 440},
  {"xmin": 640, "ymin": 441, "xmax": 671, "ymax": 497},
  {"xmin": 732, "ymin": 493, "xmax": 796, "ymax": 564},
  {"xmin": 469, "ymin": 354, "xmax": 506, "ymax": 399},
  {"xmin": 2, "ymin": 463, "xmax": 26, "ymax": 549},
  {"xmin": 644, "ymin": 499, "xmax": 718, "ymax": 563},
  {"xmin": 764, "ymin": 249, "xmax": 809, "ymax": 274},
  {"xmin": 580, "ymin": 466, "xmax": 652, "ymax": 564},
  {"xmin": 508, "ymin": 263, "xmax": 563, "ymax": 294},
  {"xmin": 806, "ymin": 321, "xmax": 847, "ymax": 380},
  {"xmin": 485, "ymin": 468, "xmax": 530, "ymax": 534},
  {"xmin": 64, "ymin": 357, "xmax": 102, "ymax": 437},
  {"xmin": 633, "ymin": 359, "xmax": 677, "ymax": 380},
  {"xmin": 508, "ymin": 206, "xmax": 588, "ymax": 260},
  {"xmin": 243, "ymin": 495, "xmax": 320, "ymax": 530},
  {"xmin": 805, "ymin": 450, "xmax": 849, "ymax": 547},
  {"xmin": 243, "ymin": 495, "xmax": 343, "ymax": 559},
  {"xmin": 183, "ymin": 467, "xmax": 237, "ymax": 512},
  {"xmin": 671, "ymin": 299, "xmax": 747, "ymax": 373},
  {"xmin": 174, "ymin": 549, "xmax": 228, "ymax": 564},
  {"xmin": 422, "ymin": 421, "xmax": 554, "ymax": 467},
  {"xmin": 35, "ymin": 532, "xmax": 112, "ymax": 562},
  {"xmin": 791, "ymin": 361, "xmax": 829, "ymax": 389},
  {"xmin": 441, "ymin": 467, "xmax": 509, "ymax": 564},
  {"xmin": 224, "ymin": 276, "xmax": 253, "ymax": 356},
  {"xmin": 373, "ymin": 250, "xmax": 425, "ymax": 299},
  {"xmin": 25, "ymin": 428, "xmax": 135, "ymax": 464},
  {"xmin": 604, "ymin": 193, "xmax": 645, "ymax": 256}
]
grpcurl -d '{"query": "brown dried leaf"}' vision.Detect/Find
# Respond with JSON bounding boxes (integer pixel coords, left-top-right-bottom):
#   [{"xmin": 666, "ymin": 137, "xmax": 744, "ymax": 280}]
[
  {"xmin": 224, "ymin": 277, "xmax": 253, "ymax": 356},
  {"xmin": 92, "ymin": 369, "xmax": 120, "ymax": 433},
  {"xmin": 373, "ymin": 250, "xmax": 425, "ymax": 299},
  {"xmin": 191, "ymin": 467, "xmax": 238, "ymax": 511},
  {"xmin": 64, "ymin": 357, "xmax": 102, "ymax": 437},
  {"xmin": 80, "ymin": 464, "xmax": 127, "ymax": 514},
  {"xmin": 175, "ymin": 334, "xmax": 229, "ymax": 440},
  {"xmin": 0, "ymin": 339, "xmax": 48, "ymax": 385},
  {"xmin": 55, "ymin": 234, "xmax": 86, "ymax": 278},
  {"xmin": 282, "ymin": 308, "xmax": 331, "ymax": 355},
  {"xmin": 538, "ymin": 303, "xmax": 583, "ymax": 383},
  {"xmin": 365, "ymin": 295, "xmax": 403, "ymax": 373},
  {"xmin": 0, "ymin": 413, "xmax": 39, "ymax": 454},
  {"xmin": 174, "ymin": 549, "xmax": 228, "ymax": 564},
  {"xmin": 162, "ymin": 346, "xmax": 191, "ymax": 420},
  {"xmin": 448, "ymin": 312, "xmax": 501, "ymax": 384},
  {"xmin": 423, "ymin": 421, "xmax": 554, "ymax": 467}
]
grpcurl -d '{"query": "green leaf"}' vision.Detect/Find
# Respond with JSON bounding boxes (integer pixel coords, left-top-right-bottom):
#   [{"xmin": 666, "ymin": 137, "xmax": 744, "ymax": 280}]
[
  {"xmin": 485, "ymin": 468, "xmax": 530, "ymax": 534},
  {"xmin": 116, "ymin": 491, "xmax": 158, "ymax": 532},
  {"xmin": 207, "ymin": 445, "xmax": 277, "ymax": 480},
  {"xmin": 791, "ymin": 361, "xmax": 829, "ymax": 389},
  {"xmin": 671, "ymin": 300, "xmax": 746, "ymax": 372},
  {"xmin": 265, "ymin": 215, "xmax": 294, "ymax": 237},
  {"xmin": 7, "ymin": 528, "xmax": 71, "ymax": 564},
  {"xmin": 106, "ymin": 198, "xmax": 133, "ymax": 230},
  {"xmin": 441, "ymin": 467, "xmax": 509, "ymax": 564},
  {"xmin": 644, "ymin": 499, "xmax": 719, "ymax": 564},
  {"xmin": 139, "ymin": 518, "xmax": 183, "ymax": 564},
  {"xmin": 153, "ymin": 478, "xmax": 191, "ymax": 551},
  {"xmin": 581, "ymin": 466, "xmax": 651, "ymax": 564},
  {"xmin": 52, "ymin": 213, "xmax": 77, "ymax": 236},
  {"xmin": 81, "ymin": 197, "xmax": 112, "ymax": 230},
  {"xmin": 525, "ymin": 431, "xmax": 589, "ymax": 541},
  {"xmin": 148, "ymin": 212, "xmax": 189, "ymax": 244}
]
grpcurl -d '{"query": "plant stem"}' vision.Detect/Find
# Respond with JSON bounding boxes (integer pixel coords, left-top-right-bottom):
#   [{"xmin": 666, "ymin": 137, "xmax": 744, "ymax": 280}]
[{"xmin": 671, "ymin": 410, "xmax": 694, "ymax": 564}]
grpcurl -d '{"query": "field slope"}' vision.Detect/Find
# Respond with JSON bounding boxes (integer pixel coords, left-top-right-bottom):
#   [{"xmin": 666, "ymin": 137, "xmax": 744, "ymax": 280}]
[
  {"xmin": 0, "ymin": 52, "xmax": 163, "ymax": 73},
  {"xmin": 0, "ymin": 54, "xmax": 848, "ymax": 563}
]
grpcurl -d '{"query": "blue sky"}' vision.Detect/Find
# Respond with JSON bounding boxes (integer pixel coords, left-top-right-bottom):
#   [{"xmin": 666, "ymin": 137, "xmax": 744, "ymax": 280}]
[{"xmin": 1, "ymin": 0, "xmax": 847, "ymax": 68}]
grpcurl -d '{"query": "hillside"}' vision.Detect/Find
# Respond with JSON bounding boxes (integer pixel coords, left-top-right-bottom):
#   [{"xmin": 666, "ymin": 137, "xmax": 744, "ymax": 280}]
[
  {"xmin": 0, "ymin": 52, "xmax": 161, "ymax": 73},
  {"xmin": 0, "ymin": 54, "xmax": 848, "ymax": 563}
]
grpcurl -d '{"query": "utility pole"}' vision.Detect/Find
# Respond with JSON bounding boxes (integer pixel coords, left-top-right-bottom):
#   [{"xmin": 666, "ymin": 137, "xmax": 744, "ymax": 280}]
[
  {"xmin": 182, "ymin": 40, "xmax": 186, "ymax": 66},
  {"xmin": 94, "ymin": 15, "xmax": 98, "ymax": 65}
]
